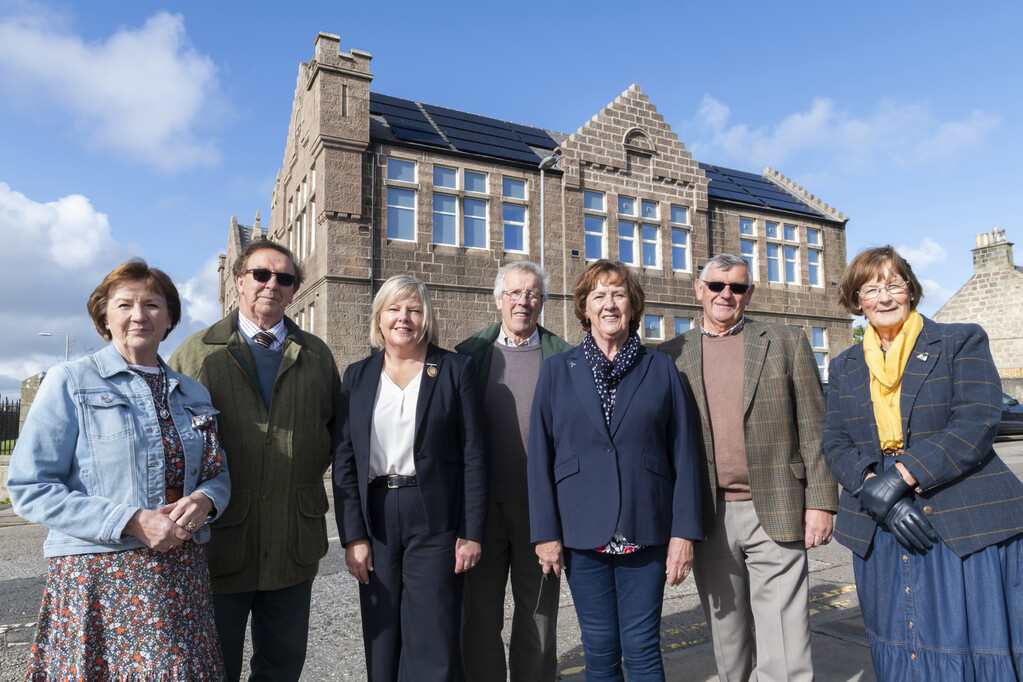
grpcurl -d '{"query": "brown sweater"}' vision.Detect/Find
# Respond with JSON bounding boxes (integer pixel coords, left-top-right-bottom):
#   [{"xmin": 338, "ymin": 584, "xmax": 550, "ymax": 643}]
[{"xmin": 702, "ymin": 333, "xmax": 751, "ymax": 501}]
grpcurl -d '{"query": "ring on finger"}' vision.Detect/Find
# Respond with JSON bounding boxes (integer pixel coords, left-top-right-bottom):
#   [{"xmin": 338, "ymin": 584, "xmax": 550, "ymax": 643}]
[{"xmin": 186, "ymin": 521, "xmax": 196, "ymax": 531}]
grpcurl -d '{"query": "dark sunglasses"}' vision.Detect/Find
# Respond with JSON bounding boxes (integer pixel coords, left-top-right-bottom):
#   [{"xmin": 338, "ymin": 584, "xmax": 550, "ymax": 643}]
[
  {"xmin": 246, "ymin": 268, "xmax": 296, "ymax": 287},
  {"xmin": 704, "ymin": 281, "xmax": 750, "ymax": 294}
]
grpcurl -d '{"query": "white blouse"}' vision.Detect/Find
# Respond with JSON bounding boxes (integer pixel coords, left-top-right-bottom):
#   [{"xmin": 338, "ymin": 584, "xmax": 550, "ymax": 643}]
[{"xmin": 368, "ymin": 369, "xmax": 421, "ymax": 479}]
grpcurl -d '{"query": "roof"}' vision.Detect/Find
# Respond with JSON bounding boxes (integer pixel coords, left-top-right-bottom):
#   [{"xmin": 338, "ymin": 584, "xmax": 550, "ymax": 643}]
[{"xmin": 370, "ymin": 92, "xmax": 837, "ymax": 222}]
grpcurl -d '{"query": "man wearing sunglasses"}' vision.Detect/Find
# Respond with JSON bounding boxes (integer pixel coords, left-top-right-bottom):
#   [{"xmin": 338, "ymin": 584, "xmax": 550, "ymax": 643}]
[
  {"xmin": 170, "ymin": 240, "xmax": 342, "ymax": 681},
  {"xmin": 659, "ymin": 253, "xmax": 837, "ymax": 682}
]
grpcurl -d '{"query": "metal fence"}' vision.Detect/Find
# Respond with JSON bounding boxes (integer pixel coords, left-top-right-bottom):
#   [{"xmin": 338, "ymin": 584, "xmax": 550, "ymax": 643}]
[{"xmin": 0, "ymin": 399, "xmax": 20, "ymax": 456}]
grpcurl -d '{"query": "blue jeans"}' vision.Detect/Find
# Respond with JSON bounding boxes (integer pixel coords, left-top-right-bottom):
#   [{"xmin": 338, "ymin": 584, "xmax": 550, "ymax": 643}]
[{"xmin": 565, "ymin": 545, "xmax": 668, "ymax": 681}]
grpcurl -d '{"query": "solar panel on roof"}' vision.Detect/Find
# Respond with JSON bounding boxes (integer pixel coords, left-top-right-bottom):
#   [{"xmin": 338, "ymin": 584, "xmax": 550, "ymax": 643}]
[{"xmin": 390, "ymin": 126, "xmax": 448, "ymax": 146}]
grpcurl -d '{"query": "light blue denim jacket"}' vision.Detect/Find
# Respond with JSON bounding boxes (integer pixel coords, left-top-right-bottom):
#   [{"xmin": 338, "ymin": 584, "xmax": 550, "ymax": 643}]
[{"xmin": 9, "ymin": 344, "xmax": 231, "ymax": 557}]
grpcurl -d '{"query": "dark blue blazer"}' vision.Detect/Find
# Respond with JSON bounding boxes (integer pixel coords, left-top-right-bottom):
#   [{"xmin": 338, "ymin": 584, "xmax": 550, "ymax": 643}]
[
  {"xmin": 527, "ymin": 343, "xmax": 702, "ymax": 550},
  {"xmin": 332, "ymin": 345, "xmax": 488, "ymax": 545},
  {"xmin": 823, "ymin": 316, "xmax": 1023, "ymax": 558}
]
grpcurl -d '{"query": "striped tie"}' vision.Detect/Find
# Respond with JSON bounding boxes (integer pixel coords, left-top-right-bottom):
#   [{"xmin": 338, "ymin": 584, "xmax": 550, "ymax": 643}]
[{"xmin": 253, "ymin": 331, "xmax": 276, "ymax": 348}]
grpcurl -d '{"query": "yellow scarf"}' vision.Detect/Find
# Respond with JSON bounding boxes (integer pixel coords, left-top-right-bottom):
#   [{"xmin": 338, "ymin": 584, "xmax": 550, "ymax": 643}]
[{"xmin": 863, "ymin": 311, "xmax": 924, "ymax": 450}]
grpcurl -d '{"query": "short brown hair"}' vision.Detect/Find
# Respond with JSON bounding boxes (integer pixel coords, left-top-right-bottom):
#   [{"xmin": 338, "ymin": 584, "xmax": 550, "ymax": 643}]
[
  {"xmin": 232, "ymin": 240, "xmax": 303, "ymax": 291},
  {"xmin": 837, "ymin": 245, "xmax": 923, "ymax": 315},
  {"xmin": 87, "ymin": 259, "xmax": 182, "ymax": 341},
  {"xmin": 573, "ymin": 260, "xmax": 645, "ymax": 333}
]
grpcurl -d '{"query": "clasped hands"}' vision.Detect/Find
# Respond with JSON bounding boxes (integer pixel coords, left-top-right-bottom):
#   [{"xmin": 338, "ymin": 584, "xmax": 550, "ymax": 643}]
[{"xmin": 854, "ymin": 465, "xmax": 936, "ymax": 552}]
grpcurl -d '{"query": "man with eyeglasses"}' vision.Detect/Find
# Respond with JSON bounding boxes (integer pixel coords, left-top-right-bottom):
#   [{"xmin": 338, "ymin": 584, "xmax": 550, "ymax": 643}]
[
  {"xmin": 455, "ymin": 261, "xmax": 571, "ymax": 682},
  {"xmin": 658, "ymin": 253, "xmax": 837, "ymax": 682},
  {"xmin": 170, "ymin": 240, "xmax": 342, "ymax": 681}
]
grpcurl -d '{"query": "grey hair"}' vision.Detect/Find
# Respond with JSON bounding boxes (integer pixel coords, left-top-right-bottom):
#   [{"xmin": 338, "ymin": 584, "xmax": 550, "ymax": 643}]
[
  {"xmin": 492, "ymin": 261, "xmax": 551, "ymax": 302},
  {"xmin": 370, "ymin": 274, "xmax": 439, "ymax": 350},
  {"xmin": 700, "ymin": 254, "xmax": 752, "ymax": 285}
]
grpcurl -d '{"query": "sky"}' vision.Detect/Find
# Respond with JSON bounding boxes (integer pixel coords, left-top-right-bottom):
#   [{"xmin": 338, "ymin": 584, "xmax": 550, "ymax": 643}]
[{"xmin": 0, "ymin": 0, "xmax": 1020, "ymax": 398}]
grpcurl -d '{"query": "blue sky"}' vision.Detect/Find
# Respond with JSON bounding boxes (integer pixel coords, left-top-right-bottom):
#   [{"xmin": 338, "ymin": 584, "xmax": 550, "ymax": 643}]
[{"xmin": 1, "ymin": 0, "xmax": 1020, "ymax": 397}]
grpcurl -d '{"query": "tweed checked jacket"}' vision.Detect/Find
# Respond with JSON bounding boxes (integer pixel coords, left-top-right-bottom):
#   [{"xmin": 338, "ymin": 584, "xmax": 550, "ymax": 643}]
[
  {"xmin": 822, "ymin": 316, "xmax": 1023, "ymax": 558},
  {"xmin": 659, "ymin": 318, "xmax": 838, "ymax": 543}
]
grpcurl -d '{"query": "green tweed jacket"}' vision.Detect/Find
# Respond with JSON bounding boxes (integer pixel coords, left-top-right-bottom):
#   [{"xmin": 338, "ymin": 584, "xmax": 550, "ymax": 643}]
[
  {"xmin": 659, "ymin": 318, "xmax": 838, "ymax": 543},
  {"xmin": 169, "ymin": 310, "xmax": 342, "ymax": 594},
  {"xmin": 454, "ymin": 322, "xmax": 572, "ymax": 391}
]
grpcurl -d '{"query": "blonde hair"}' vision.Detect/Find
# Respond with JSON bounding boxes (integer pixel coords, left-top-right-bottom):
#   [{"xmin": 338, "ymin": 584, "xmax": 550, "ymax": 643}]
[{"xmin": 370, "ymin": 274, "xmax": 439, "ymax": 349}]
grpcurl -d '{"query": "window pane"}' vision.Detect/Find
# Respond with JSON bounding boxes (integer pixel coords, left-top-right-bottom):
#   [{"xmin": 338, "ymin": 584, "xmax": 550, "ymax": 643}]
[
  {"xmin": 766, "ymin": 243, "xmax": 780, "ymax": 282},
  {"xmin": 503, "ymin": 203, "xmax": 525, "ymax": 223},
  {"xmin": 465, "ymin": 171, "xmax": 487, "ymax": 193},
  {"xmin": 674, "ymin": 318, "xmax": 691, "ymax": 335},
  {"xmin": 807, "ymin": 228, "xmax": 821, "ymax": 246},
  {"xmin": 671, "ymin": 205, "xmax": 688, "ymax": 224},
  {"xmin": 740, "ymin": 218, "xmax": 754, "ymax": 235},
  {"xmin": 641, "ymin": 224, "xmax": 657, "ymax": 241},
  {"xmin": 387, "ymin": 188, "xmax": 415, "ymax": 240},
  {"xmin": 434, "ymin": 166, "xmax": 457, "ymax": 189},
  {"xmin": 584, "ymin": 191, "xmax": 604, "ymax": 211},
  {"xmin": 618, "ymin": 221, "xmax": 635, "ymax": 264},
  {"xmin": 784, "ymin": 245, "xmax": 797, "ymax": 283},
  {"xmin": 464, "ymin": 198, "xmax": 487, "ymax": 248},
  {"xmin": 784, "ymin": 224, "xmax": 797, "ymax": 241},
  {"xmin": 502, "ymin": 177, "xmax": 525, "ymax": 199},
  {"xmin": 585, "ymin": 234, "xmax": 603, "ymax": 259},
  {"xmin": 808, "ymin": 250, "xmax": 821, "ymax": 286},
  {"xmin": 618, "ymin": 196, "xmax": 635, "ymax": 215},
  {"xmin": 503, "ymin": 204, "xmax": 525, "ymax": 252},
  {"xmin": 766, "ymin": 221, "xmax": 778, "ymax": 239},
  {"xmin": 740, "ymin": 239, "xmax": 755, "ymax": 275},
  {"xmin": 644, "ymin": 315, "xmax": 662, "ymax": 339},
  {"xmin": 433, "ymin": 193, "xmax": 457, "ymax": 245},
  {"xmin": 641, "ymin": 200, "xmax": 657, "ymax": 219},
  {"xmin": 585, "ymin": 215, "xmax": 604, "ymax": 234},
  {"xmin": 619, "ymin": 221, "xmax": 635, "ymax": 238},
  {"xmin": 812, "ymin": 327, "xmax": 825, "ymax": 347},
  {"xmin": 387, "ymin": 158, "xmax": 415, "ymax": 182},
  {"xmin": 642, "ymin": 242, "xmax": 657, "ymax": 267},
  {"xmin": 672, "ymin": 228, "xmax": 688, "ymax": 271}
]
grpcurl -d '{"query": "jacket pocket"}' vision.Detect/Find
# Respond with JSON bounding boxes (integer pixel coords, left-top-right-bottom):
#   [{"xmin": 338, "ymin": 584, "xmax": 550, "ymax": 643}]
[
  {"xmin": 81, "ymin": 392, "xmax": 132, "ymax": 440},
  {"xmin": 207, "ymin": 490, "xmax": 250, "ymax": 577},
  {"xmin": 789, "ymin": 461, "xmax": 806, "ymax": 480},
  {"xmin": 644, "ymin": 452, "xmax": 671, "ymax": 479},
  {"xmin": 295, "ymin": 483, "xmax": 329, "ymax": 566},
  {"xmin": 554, "ymin": 456, "xmax": 580, "ymax": 484}
]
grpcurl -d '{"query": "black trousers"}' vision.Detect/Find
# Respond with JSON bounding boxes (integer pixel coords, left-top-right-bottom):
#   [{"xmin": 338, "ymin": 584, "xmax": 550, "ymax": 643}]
[
  {"xmin": 361, "ymin": 483, "xmax": 463, "ymax": 682},
  {"xmin": 212, "ymin": 579, "xmax": 313, "ymax": 682}
]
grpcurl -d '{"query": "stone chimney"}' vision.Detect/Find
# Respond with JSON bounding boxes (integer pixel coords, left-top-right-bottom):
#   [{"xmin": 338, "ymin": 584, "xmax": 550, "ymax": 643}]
[{"xmin": 972, "ymin": 228, "xmax": 1015, "ymax": 274}]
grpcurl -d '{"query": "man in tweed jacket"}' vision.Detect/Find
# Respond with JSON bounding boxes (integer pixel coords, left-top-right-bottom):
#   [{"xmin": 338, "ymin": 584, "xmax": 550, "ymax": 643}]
[{"xmin": 659, "ymin": 254, "xmax": 838, "ymax": 682}]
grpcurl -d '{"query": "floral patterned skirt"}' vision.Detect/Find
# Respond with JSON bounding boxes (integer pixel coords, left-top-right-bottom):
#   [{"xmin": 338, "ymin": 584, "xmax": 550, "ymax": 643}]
[{"xmin": 26, "ymin": 542, "xmax": 223, "ymax": 681}]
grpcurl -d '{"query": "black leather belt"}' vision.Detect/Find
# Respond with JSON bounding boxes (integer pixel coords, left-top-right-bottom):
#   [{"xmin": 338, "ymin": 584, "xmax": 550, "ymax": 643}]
[{"xmin": 370, "ymin": 474, "xmax": 419, "ymax": 489}]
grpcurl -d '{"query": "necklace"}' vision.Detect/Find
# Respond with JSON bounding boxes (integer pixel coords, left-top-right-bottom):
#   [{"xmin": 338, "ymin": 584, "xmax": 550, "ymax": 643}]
[{"xmin": 153, "ymin": 367, "xmax": 171, "ymax": 420}]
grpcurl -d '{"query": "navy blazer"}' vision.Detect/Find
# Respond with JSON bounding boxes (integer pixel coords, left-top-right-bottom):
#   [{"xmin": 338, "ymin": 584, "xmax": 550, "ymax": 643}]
[
  {"xmin": 332, "ymin": 345, "xmax": 488, "ymax": 545},
  {"xmin": 823, "ymin": 316, "xmax": 1023, "ymax": 558},
  {"xmin": 527, "ymin": 343, "xmax": 702, "ymax": 550}
]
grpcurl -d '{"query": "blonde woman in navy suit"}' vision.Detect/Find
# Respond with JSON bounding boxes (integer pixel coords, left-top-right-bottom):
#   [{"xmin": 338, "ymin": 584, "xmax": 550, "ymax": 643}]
[
  {"xmin": 332, "ymin": 274, "xmax": 488, "ymax": 682},
  {"xmin": 823, "ymin": 246, "xmax": 1023, "ymax": 680},
  {"xmin": 528, "ymin": 260, "xmax": 702, "ymax": 681}
]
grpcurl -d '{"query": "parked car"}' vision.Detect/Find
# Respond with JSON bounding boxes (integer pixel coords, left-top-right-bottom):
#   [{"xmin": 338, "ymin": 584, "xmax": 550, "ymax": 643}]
[{"xmin": 998, "ymin": 393, "xmax": 1023, "ymax": 438}]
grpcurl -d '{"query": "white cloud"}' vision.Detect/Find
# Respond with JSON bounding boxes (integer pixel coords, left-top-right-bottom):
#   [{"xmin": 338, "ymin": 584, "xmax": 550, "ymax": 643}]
[
  {"xmin": 0, "ymin": 183, "xmax": 220, "ymax": 399},
  {"xmin": 895, "ymin": 237, "xmax": 947, "ymax": 270},
  {"xmin": 684, "ymin": 95, "xmax": 999, "ymax": 173},
  {"xmin": 179, "ymin": 256, "xmax": 223, "ymax": 326},
  {"xmin": 917, "ymin": 278, "xmax": 957, "ymax": 317},
  {"xmin": 0, "ymin": 10, "xmax": 221, "ymax": 171}
]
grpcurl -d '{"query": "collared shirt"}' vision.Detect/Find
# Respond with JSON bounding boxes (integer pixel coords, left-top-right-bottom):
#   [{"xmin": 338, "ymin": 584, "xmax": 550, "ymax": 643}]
[
  {"xmin": 699, "ymin": 315, "xmax": 746, "ymax": 338},
  {"xmin": 496, "ymin": 325, "xmax": 540, "ymax": 347},
  {"xmin": 237, "ymin": 313, "xmax": 287, "ymax": 350}
]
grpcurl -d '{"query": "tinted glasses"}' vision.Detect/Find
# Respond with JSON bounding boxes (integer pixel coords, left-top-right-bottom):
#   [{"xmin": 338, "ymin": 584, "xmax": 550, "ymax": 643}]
[
  {"xmin": 246, "ymin": 268, "xmax": 296, "ymax": 287},
  {"xmin": 704, "ymin": 281, "xmax": 750, "ymax": 295}
]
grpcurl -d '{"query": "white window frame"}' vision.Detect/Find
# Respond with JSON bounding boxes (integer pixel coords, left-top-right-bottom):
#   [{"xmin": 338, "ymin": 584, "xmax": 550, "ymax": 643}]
[
  {"xmin": 432, "ymin": 192, "xmax": 458, "ymax": 246},
  {"xmin": 583, "ymin": 191, "xmax": 606, "ymax": 261},
  {"xmin": 674, "ymin": 317, "xmax": 692, "ymax": 336},
  {"xmin": 740, "ymin": 238, "xmax": 757, "ymax": 280},
  {"xmin": 385, "ymin": 157, "xmax": 419, "ymax": 242},
  {"xmin": 463, "ymin": 197, "xmax": 488, "ymax": 249},
  {"xmin": 644, "ymin": 314, "xmax": 663, "ymax": 341},
  {"xmin": 618, "ymin": 220, "xmax": 637, "ymax": 265},
  {"xmin": 784, "ymin": 244, "xmax": 799, "ymax": 284},
  {"xmin": 811, "ymin": 327, "xmax": 828, "ymax": 381},
  {"xmin": 641, "ymin": 223, "xmax": 659, "ymax": 269}
]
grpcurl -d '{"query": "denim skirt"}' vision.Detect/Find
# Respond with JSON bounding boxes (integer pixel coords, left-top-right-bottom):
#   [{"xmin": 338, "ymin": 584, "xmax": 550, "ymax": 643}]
[{"xmin": 853, "ymin": 523, "xmax": 1023, "ymax": 681}]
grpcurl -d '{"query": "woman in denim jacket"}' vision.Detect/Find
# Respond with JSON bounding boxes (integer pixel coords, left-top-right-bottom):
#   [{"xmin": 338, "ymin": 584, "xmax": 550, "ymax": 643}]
[{"xmin": 8, "ymin": 259, "xmax": 231, "ymax": 680}]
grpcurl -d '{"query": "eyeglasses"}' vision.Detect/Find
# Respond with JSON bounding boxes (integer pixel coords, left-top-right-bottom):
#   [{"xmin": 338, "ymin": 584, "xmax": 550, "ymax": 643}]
[
  {"xmin": 704, "ymin": 281, "xmax": 750, "ymax": 295},
  {"xmin": 246, "ymin": 269, "xmax": 296, "ymax": 287},
  {"xmin": 503, "ymin": 289, "xmax": 541, "ymax": 302},
  {"xmin": 857, "ymin": 281, "xmax": 908, "ymax": 301}
]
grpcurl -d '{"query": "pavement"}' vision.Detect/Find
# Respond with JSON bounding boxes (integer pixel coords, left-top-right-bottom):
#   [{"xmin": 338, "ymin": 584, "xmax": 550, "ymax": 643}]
[{"xmin": 1, "ymin": 437, "xmax": 1020, "ymax": 681}]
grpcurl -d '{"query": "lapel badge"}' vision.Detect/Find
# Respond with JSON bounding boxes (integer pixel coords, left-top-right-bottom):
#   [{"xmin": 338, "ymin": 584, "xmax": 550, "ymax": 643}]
[
  {"xmin": 569, "ymin": 360, "xmax": 576, "ymax": 368},
  {"xmin": 916, "ymin": 352, "xmax": 929, "ymax": 362},
  {"xmin": 426, "ymin": 363, "xmax": 438, "ymax": 378}
]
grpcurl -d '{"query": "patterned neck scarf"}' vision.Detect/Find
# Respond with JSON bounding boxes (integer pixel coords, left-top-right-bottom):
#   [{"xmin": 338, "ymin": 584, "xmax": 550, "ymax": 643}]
[{"xmin": 583, "ymin": 331, "xmax": 643, "ymax": 429}]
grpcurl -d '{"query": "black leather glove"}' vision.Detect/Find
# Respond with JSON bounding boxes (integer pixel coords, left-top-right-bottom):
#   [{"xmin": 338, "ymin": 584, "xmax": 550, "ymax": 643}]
[
  {"xmin": 853, "ymin": 465, "xmax": 911, "ymax": 522},
  {"xmin": 883, "ymin": 497, "xmax": 937, "ymax": 553}
]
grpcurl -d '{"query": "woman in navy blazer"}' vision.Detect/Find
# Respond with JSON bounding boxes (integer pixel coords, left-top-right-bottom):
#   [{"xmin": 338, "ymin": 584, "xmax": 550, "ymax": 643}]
[
  {"xmin": 528, "ymin": 260, "xmax": 701, "ymax": 681},
  {"xmin": 332, "ymin": 274, "xmax": 488, "ymax": 682},
  {"xmin": 822, "ymin": 246, "xmax": 1023, "ymax": 681}
]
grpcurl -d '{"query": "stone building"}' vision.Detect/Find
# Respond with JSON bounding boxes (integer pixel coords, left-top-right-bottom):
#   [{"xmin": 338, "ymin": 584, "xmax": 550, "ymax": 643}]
[
  {"xmin": 932, "ymin": 228, "xmax": 1023, "ymax": 399},
  {"xmin": 222, "ymin": 32, "xmax": 853, "ymax": 379}
]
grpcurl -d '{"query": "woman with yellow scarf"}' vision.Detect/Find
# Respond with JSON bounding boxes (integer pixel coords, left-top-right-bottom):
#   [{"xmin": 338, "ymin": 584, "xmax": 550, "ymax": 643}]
[{"xmin": 822, "ymin": 246, "xmax": 1023, "ymax": 681}]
